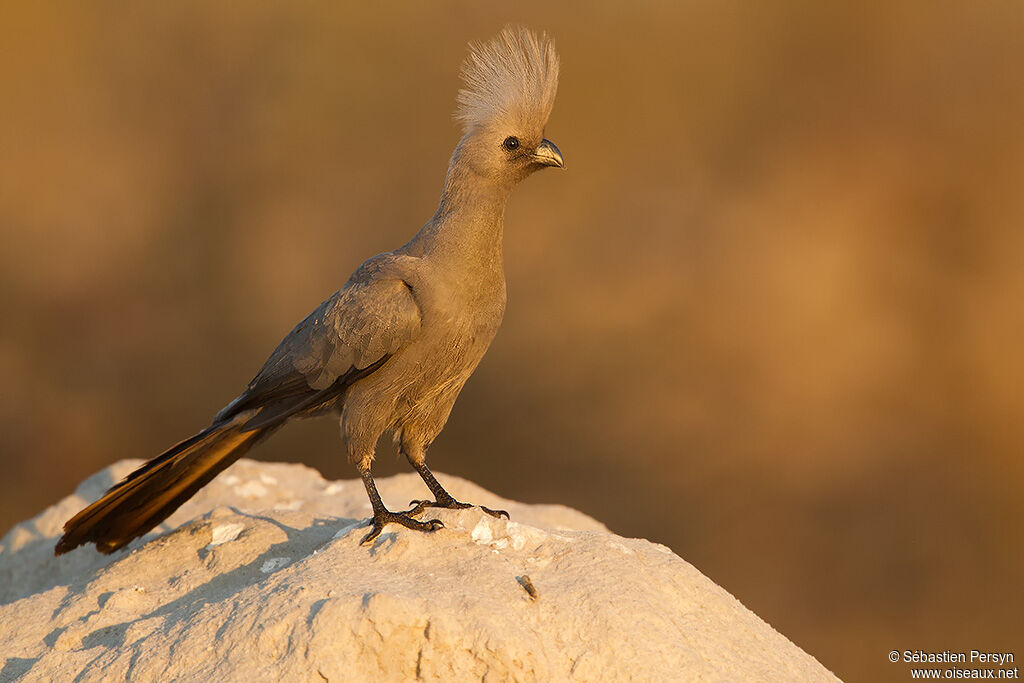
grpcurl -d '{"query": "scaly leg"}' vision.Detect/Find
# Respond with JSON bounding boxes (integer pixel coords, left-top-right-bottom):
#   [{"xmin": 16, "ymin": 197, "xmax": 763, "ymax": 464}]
[
  {"xmin": 405, "ymin": 460, "xmax": 509, "ymax": 520},
  {"xmin": 359, "ymin": 467, "xmax": 443, "ymax": 545}
]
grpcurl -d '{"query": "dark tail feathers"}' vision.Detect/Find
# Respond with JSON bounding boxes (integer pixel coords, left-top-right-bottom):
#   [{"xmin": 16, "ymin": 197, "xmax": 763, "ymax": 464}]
[{"xmin": 55, "ymin": 416, "xmax": 271, "ymax": 555}]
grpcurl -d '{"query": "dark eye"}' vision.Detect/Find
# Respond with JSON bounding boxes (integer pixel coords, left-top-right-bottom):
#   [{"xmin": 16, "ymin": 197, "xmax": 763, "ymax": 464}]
[{"xmin": 503, "ymin": 136, "xmax": 520, "ymax": 151}]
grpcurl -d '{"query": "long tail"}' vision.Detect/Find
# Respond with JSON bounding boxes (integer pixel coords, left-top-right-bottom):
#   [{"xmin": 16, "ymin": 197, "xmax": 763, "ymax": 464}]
[{"xmin": 55, "ymin": 416, "xmax": 273, "ymax": 555}]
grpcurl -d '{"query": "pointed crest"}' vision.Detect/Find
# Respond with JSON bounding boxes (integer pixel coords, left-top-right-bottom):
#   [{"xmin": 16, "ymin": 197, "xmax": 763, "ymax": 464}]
[{"xmin": 455, "ymin": 26, "xmax": 560, "ymax": 132}]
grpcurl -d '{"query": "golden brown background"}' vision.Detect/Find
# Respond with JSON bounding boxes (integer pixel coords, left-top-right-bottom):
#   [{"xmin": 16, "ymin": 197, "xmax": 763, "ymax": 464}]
[{"xmin": 2, "ymin": 2, "xmax": 1021, "ymax": 680}]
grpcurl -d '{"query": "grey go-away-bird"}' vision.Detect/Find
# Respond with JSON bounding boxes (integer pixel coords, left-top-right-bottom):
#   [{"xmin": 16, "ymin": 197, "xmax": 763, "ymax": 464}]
[{"xmin": 55, "ymin": 26, "xmax": 563, "ymax": 555}]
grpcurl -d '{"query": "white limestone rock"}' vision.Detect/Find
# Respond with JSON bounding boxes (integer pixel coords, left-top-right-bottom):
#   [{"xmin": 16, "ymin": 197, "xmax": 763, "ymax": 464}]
[{"xmin": 0, "ymin": 459, "xmax": 838, "ymax": 681}]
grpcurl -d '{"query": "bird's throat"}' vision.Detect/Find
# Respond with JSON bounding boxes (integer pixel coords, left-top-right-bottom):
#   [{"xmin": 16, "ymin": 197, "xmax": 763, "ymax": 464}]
[{"xmin": 415, "ymin": 152, "xmax": 510, "ymax": 267}]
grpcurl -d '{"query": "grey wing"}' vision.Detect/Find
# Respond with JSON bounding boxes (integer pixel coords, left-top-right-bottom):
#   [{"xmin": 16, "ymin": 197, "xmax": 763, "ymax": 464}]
[{"xmin": 214, "ymin": 275, "xmax": 422, "ymax": 428}]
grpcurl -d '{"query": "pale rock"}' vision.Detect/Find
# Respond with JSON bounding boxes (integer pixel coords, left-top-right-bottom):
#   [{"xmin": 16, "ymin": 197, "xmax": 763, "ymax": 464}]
[{"xmin": 0, "ymin": 459, "xmax": 838, "ymax": 682}]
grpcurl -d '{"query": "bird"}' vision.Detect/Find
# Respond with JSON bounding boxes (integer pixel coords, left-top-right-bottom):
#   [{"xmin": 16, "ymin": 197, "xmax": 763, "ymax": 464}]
[{"xmin": 55, "ymin": 26, "xmax": 563, "ymax": 555}]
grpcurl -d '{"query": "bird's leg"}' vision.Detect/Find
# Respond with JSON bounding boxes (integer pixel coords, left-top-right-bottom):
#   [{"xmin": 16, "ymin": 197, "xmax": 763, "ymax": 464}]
[
  {"xmin": 405, "ymin": 460, "xmax": 509, "ymax": 520},
  {"xmin": 358, "ymin": 467, "xmax": 443, "ymax": 545}
]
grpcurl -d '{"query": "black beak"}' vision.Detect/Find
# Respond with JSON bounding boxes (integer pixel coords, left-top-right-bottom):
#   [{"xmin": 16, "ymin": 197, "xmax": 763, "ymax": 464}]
[{"xmin": 532, "ymin": 139, "xmax": 564, "ymax": 168}]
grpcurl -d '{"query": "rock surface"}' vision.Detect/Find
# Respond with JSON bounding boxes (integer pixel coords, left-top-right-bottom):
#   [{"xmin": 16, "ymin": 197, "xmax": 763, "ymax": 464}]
[{"xmin": 0, "ymin": 459, "xmax": 838, "ymax": 682}]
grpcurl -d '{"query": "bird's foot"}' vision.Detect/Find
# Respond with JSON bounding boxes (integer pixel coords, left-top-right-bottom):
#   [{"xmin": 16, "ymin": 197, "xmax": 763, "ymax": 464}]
[
  {"xmin": 360, "ymin": 509, "xmax": 443, "ymax": 545},
  {"xmin": 406, "ymin": 497, "xmax": 509, "ymax": 520}
]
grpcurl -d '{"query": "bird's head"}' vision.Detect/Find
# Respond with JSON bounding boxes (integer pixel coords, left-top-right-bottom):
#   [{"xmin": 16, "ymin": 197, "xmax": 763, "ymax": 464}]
[{"xmin": 452, "ymin": 26, "xmax": 562, "ymax": 188}]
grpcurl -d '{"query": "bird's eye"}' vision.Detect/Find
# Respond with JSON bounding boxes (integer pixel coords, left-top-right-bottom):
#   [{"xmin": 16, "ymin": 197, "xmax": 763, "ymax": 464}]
[{"xmin": 503, "ymin": 136, "xmax": 520, "ymax": 151}]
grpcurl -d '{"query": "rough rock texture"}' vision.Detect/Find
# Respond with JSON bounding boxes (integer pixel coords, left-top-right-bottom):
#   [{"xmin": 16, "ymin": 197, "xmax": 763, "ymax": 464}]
[{"xmin": 0, "ymin": 459, "xmax": 838, "ymax": 682}]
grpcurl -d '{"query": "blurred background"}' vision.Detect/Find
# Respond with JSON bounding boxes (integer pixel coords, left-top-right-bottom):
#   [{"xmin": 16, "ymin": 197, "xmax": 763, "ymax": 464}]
[{"xmin": 1, "ymin": 2, "xmax": 1021, "ymax": 680}]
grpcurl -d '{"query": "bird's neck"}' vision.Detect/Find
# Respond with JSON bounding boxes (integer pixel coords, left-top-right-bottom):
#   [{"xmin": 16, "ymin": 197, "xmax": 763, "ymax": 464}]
[{"xmin": 407, "ymin": 143, "xmax": 511, "ymax": 269}]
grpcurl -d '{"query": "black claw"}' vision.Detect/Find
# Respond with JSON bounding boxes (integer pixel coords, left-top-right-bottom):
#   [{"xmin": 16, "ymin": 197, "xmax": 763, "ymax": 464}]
[
  {"xmin": 481, "ymin": 506, "xmax": 510, "ymax": 520},
  {"xmin": 359, "ymin": 510, "xmax": 445, "ymax": 545},
  {"xmin": 360, "ymin": 525, "xmax": 384, "ymax": 546},
  {"xmin": 406, "ymin": 463, "xmax": 511, "ymax": 523},
  {"xmin": 404, "ymin": 497, "xmax": 510, "ymax": 521},
  {"xmin": 405, "ymin": 499, "xmax": 431, "ymax": 517}
]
